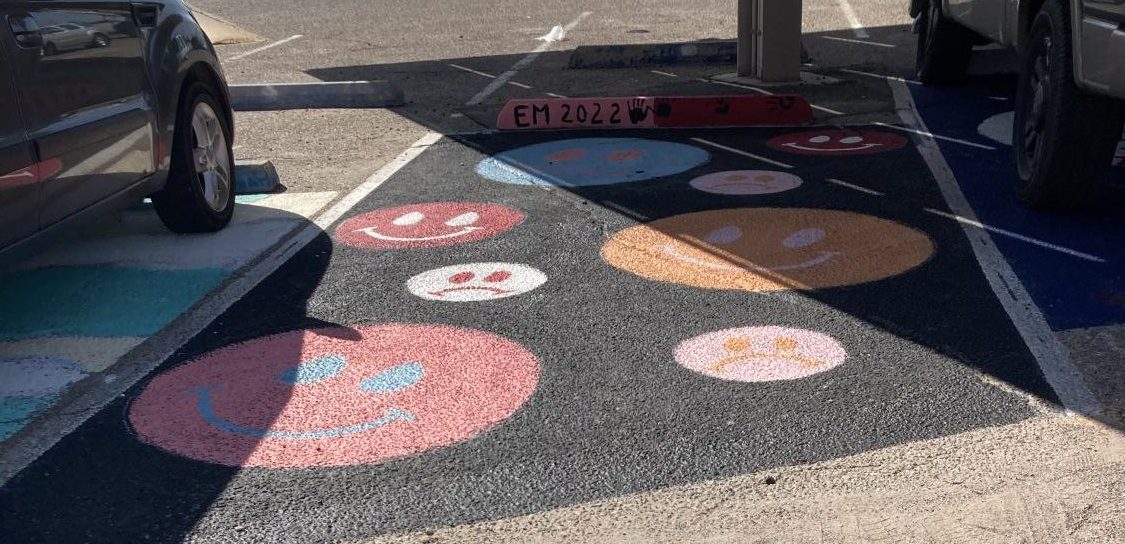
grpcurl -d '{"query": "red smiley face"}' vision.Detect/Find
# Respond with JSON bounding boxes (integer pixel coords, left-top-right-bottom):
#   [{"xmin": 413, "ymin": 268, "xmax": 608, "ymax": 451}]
[
  {"xmin": 767, "ymin": 130, "xmax": 907, "ymax": 156},
  {"xmin": 128, "ymin": 324, "xmax": 540, "ymax": 468},
  {"xmin": 335, "ymin": 202, "xmax": 524, "ymax": 249}
]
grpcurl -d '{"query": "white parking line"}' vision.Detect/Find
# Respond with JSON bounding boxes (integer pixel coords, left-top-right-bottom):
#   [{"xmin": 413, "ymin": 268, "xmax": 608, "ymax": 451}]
[
  {"xmin": 508, "ymin": 81, "xmax": 533, "ymax": 90},
  {"xmin": 822, "ymin": 35, "xmax": 894, "ymax": 48},
  {"xmin": 873, "ymin": 122, "xmax": 997, "ymax": 150},
  {"xmin": 466, "ymin": 11, "xmax": 591, "ymax": 106},
  {"xmin": 839, "ymin": 68, "xmax": 921, "ymax": 85},
  {"xmin": 923, "ymin": 208, "xmax": 1105, "ymax": 262},
  {"xmin": 651, "ymin": 70, "xmax": 679, "ymax": 78},
  {"xmin": 226, "ymin": 34, "xmax": 303, "ymax": 62},
  {"xmin": 890, "ymin": 79, "xmax": 1100, "ymax": 416},
  {"xmin": 834, "ymin": 0, "xmax": 871, "ymax": 38},
  {"xmin": 826, "ymin": 178, "xmax": 884, "ymax": 196},
  {"xmin": 449, "ymin": 63, "xmax": 497, "ymax": 79},
  {"xmin": 545, "ymin": 92, "xmax": 568, "ymax": 98},
  {"xmin": 690, "ymin": 138, "xmax": 794, "ymax": 169}
]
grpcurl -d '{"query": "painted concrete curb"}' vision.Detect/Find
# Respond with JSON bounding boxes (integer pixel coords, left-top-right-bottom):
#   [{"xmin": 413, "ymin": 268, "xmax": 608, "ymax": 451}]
[
  {"xmin": 568, "ymin": 41, "xmax": 736, "ymax": 69},
  {"xmin": 496, "ymin": 95, "xmax": 813, "ymax": 131},
  {"xmin": 233, "ymin": 160, "xmax": 280, "ymax": 194},
  {"xmin": 229, "ymin": 81, "xmax": 405, "ymax": 111}
]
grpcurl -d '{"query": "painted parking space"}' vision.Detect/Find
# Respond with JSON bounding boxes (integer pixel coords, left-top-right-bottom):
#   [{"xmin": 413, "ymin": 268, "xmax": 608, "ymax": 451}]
[
  {"xmin": 0, "ymin": 130, "xmax": 1056, "ymax": 542},
  {"xmin": 910, "ymin": 78, "xmax": 1125, "ymax": 331},
  {"xmin": 0, "ymin": 192, "xmax": 335, "ymax": 442}
]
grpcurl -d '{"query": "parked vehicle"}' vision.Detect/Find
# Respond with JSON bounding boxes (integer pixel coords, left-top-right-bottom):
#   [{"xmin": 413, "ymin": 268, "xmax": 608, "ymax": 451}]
[
  {"xmin": 40, "ymin": 22, "xmax": 110, "ymax": 55},
  {"xmin": 1, "ymin": 0, "xmax": 235, "ymax": 259},
  {"xmin": 911, "ymin": 0, "xmax": 1125, "ymax": 209}
]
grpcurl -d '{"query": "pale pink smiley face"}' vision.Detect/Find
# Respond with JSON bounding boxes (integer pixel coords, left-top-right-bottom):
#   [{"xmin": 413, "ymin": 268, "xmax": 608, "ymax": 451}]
[
  {"xmin": 335, "ymin": 202, "xmax": 524, "ymax": 249},
  {"xmin": 690, "ymin": 170, "xmax": 803, "ymax": 195},
  {"xmin": 767, "ymin": 130, "xmax": 907, "ymax": 156}
]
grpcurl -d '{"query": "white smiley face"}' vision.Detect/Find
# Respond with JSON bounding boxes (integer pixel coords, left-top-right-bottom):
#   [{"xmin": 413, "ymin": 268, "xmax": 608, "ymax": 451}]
[
  {"xmin": 406, "ymin": 263, "xmax": 548, "ymax": 302},
  {"xmin": 660, "ymin": 225, "xmax": 839, "ymax": 273}
]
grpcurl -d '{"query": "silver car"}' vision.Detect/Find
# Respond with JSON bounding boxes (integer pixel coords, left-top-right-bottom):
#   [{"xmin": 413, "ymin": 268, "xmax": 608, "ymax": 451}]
[
  {"xmin": 1, "ymin": 0, "xmax": 235, "ymax": 259},
  {"xmin": 911, "ymin": 0, "xmax": 1125, "ymax": 209}
]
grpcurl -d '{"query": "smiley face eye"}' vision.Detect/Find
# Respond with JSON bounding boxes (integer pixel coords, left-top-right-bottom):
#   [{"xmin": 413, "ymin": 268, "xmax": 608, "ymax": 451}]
[
  {"xmin": 280, "ymin": 354, "xmax": 346, "ymax": 384},
  {"xmin": 783, "ymin": 228, "xmax": 826, "ymax": 248},
  {"xmin": 445, "ymin": 212, "xmax": 479, "ymax": 227},
  {"xmin": 809, "ymin": 135, "xmax": 831, "ymax": 144},
  {"xmin": 360, "ymin": 362, "xmax": 423, "ymax": 394},
  {"xmin": 704, "ymin": 225, "xmax": 743, "ymax": 245},
  {"xmin": 392, "ymin": 211, "xmax": 425, "ymax": 226},
  {"xmin": 449, "ymin": 271, "xmax": 475, "ymax": 284},
  {"xmin": 484, "ymin": 270, "xmax": 511, "ymax": 283},
  {"xmin": 839, "ymin": 136, "xmax": 864, "ymax": 144}
]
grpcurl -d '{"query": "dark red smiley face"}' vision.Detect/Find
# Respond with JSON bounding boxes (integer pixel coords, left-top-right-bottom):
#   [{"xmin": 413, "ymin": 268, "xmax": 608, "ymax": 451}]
[
  {"xmin": 767, "ymin": 130, "xmax": 907, "ymax": 156},
  {"xmin": 335, "ymin": 202, "xmax": 525, "ymax": 249}
]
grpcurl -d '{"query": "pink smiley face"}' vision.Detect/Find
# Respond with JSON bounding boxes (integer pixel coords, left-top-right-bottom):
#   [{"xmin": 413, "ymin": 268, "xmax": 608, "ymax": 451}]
[
  {"xmin": 335, "ymin": 202, "xmax": 524, "ymax": 249},
  {"xmin": 767, "ymin": 130, "xmax": 907, "ymax": 156},
  {"xmin": 128, "ymin": 324, "xmax": 540, "ymax": 468}
]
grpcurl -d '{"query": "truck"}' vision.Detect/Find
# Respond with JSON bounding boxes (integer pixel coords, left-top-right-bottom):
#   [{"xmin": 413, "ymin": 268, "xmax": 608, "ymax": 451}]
[{"xmin": 911, "ymin": 0, "xmax": 1124, "ymax": 209}]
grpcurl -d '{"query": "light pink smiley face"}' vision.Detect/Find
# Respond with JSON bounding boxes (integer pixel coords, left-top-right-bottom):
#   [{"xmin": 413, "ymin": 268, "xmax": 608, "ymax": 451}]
[
  {"xmin": 128, "ymin": 324, "xmax": 540, "ymax": 468},
  {"xmin": 690, "ymin": 170, "xmax": 803, "ymax": 195},
  {"xmin": 674, "ymin": 326, "xmax": 847, "ymax": 382},
  {"xmin": 767, "ymin": 130, "xmax": 907, "ymax": 156}
]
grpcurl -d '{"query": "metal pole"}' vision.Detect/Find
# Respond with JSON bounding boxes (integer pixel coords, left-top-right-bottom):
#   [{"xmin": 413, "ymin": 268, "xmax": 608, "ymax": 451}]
[
  {"xmin": 736, "ymin": 0, "xmax": 754, "ymax": 77},
  {"xmin": 736, "ymin": 0, "xmax": 802, "ymax": 82}
]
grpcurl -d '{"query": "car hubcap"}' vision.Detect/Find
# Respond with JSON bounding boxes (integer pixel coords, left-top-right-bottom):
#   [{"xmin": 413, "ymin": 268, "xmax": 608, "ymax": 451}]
[
  {"xmin": 190, "ymin": 102, "xmax": 231, "ymax": 212},
  {"xmin": 1022, "ymin": 36, "xmax": 1051, "ymax": 170}
]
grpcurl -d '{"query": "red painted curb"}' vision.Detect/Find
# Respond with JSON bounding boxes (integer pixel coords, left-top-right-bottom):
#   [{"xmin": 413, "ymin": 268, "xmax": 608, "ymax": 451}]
[{"xmin": 496, "ymin": 95, "xmax": 812, "ymax": 131}]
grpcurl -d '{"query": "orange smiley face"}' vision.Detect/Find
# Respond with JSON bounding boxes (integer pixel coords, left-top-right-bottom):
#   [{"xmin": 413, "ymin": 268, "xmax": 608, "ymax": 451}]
[{"xmin": 601, "ymin": 208, "xmax": 934, "ymax": 292}]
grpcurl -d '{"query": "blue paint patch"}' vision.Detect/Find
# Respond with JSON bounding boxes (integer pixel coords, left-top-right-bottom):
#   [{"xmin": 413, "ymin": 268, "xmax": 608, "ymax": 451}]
[
  {"xmin": 235, "ymin": 194, "xmax": 271, "ymax": 204},
  {"xmin": 280, "ymin": 354, "xmax": 347, "ymax": 384},
  {"xmin": 0, "ymin": 357, "xmax": 86, "ymax": 397},
  {"xmin": 476, "ymin": 137, "xmax": 709, "ymax": 187},
  {"xmin": 0, "ymin": 395, "xmax": 56, "ymax": 441},
  {"xmin": 910, "ymin": 78, "xmax": 1125, "ymax": 330},
  {"xmin": 360, "ymin": 362, "xmax": 423, "ymax": 394},
  {"xmin": 0, "ymin": 265, "xmax": 228, "ymax": 340}
]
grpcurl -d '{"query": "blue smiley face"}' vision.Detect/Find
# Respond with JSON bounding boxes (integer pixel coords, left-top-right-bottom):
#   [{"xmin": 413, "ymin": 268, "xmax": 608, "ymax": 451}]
[{"xmin": 475, "ymin": 137, "xmax": 710, "ymax": 187}]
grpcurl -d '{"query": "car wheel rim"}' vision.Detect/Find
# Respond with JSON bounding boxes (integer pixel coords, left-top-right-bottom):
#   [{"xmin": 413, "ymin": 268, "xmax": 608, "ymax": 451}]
[
  {"xmin": 1021, "ymin": 35, "xmax": 1051, "ymax": 172},
  {"xmin": 189, "ymin": 101, "xmax": 231, "ymax": 213}
]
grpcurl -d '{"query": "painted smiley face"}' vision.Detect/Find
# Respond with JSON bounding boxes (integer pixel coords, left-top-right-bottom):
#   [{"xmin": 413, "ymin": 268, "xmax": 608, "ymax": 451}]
[
  {"xmin": 767, "ymin": 130, "xmax": 907, "ymax": 156},
  {"xmin": 476, "ymin": 137, "xmax": 710, "ymax": 187},
  {"xmin": 129, "ymin": 324, "xmax": 540, "ymax": 468},
  {"xmin": 601, "ymin": 208, "xmax": 934, "ymax": 292},
  {"xmin": 675, "ymin": 326, "xmax": 847, "ymax": 382},
  {"xmin": 690, "ymin": 170, "xmax": 803, "ymax": 195},
  {"xmin": 407, "ymin": 263, "xmax": 547, "ymax": 302},
  {"xmin": 335, "ymin": 203, "xmax": 524, "ymax": 249}
]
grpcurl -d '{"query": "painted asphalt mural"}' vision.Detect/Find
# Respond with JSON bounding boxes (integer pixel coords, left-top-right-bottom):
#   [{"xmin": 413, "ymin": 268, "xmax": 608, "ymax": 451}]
[
  {"xmin": 0, "ymin": 193, "xmax": 335, "ymax": 441},
  {"xmin": 0, "ymin": 129, "xmax": 1060, "ymax": 542}
]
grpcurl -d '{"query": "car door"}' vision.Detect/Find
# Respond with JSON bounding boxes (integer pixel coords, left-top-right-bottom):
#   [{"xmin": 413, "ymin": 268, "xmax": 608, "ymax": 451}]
[
  {"xmin": 0, "ymin": 31, "xmax": 39, "ymax": 250},
  {"xmin": 2, "ymin": 0, "xmax": 155, "ymax": 229}
]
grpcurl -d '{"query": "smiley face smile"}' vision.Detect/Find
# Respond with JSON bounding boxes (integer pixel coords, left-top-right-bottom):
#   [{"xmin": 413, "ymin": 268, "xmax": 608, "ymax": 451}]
[
  {"xmin": 354, "ymin": 226, "xmax": 482, "ymax": 242},
  {"xmin": 428, "ymin": 286, "xmax": 512, "ymax": 297},
  {"xmin": 192, "ymin": 387, "xmax": 415, "ymax": 439},
  {"xmin": 781, "ymin": 142, "xmax": 882, "ymax": 152},
  {"xmin": 660, "ymin": 244, "xmax": 839, "ymax": 272}
]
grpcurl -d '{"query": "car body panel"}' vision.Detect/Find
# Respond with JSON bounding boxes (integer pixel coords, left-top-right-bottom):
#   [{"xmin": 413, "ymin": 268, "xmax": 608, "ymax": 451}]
[
  {"xmin": 0, "ymin": 36, "xmax": 39, "ymax": 248},
  {"xmin": 0, "ymin": 0, "xmax": 231, "ymax": 260}
]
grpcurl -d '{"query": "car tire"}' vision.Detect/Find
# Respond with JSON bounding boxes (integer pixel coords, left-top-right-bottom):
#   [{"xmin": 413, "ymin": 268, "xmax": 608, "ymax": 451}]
[
  {"xmin": 1012, "ymin": 0, "xmax": 1125, "ymax": 210},
  {"xmin": 152, "ymin": 80, "xmax": 235, "ymax": 233},
  {"xmin": 915, "ymin": 0, "xmax": 974, "ymax": 84}
]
